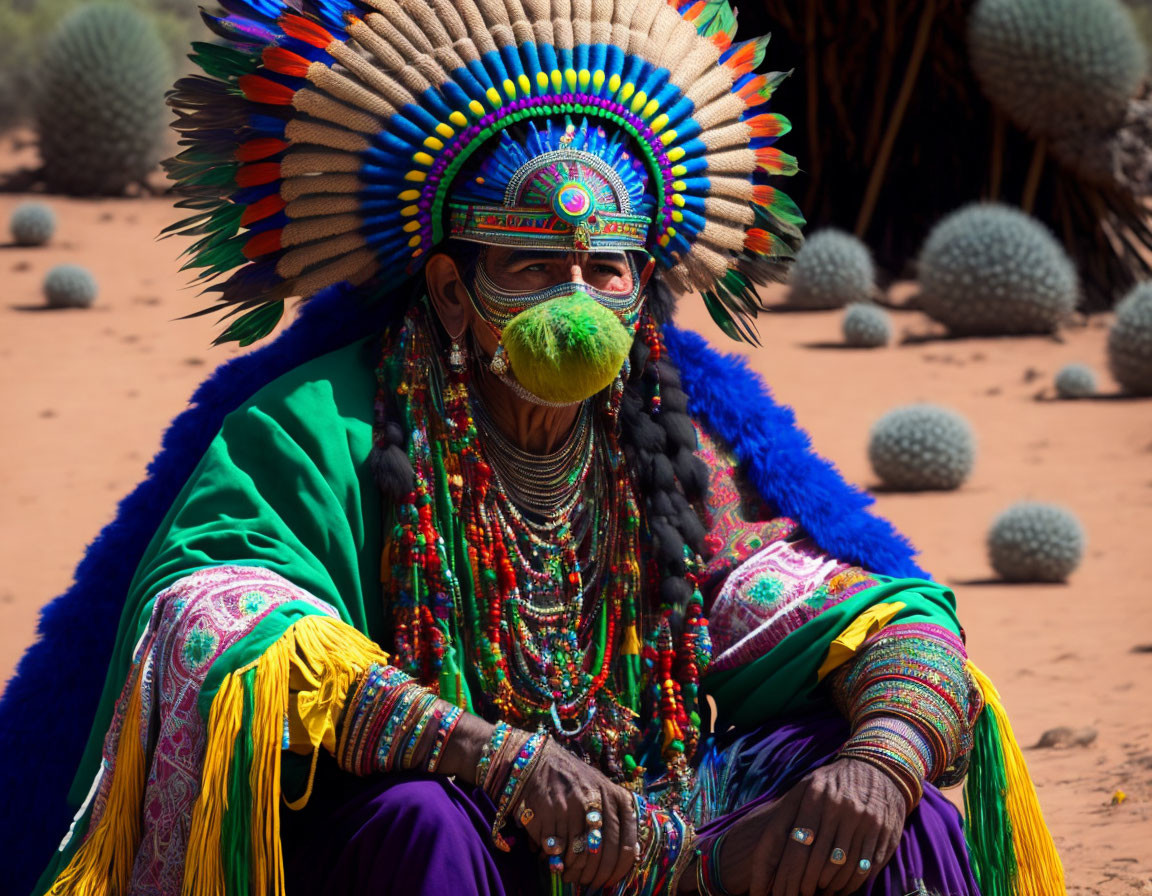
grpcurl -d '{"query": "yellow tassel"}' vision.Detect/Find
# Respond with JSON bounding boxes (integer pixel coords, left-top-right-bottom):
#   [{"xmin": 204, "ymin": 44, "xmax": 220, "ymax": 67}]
[
  {"xmin": 183, "ymin": 672, "xmax": 246, "ymax": 896},
  {"xmin": 968, "ymin": 663, "xmax": 1066, "ymax": 896},
  {"xmin": 46, "ymin": 666, "xmax": 148, "ymax": 896},
  {"xmin": 621, "ymin": 624, "xmax": 641, "ymax": 656}
]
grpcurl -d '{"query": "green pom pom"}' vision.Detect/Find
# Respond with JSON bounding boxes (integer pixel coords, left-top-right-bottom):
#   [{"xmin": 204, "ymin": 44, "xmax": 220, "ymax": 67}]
[
  {"xmin": 624, "ymin": 754, "xmax": 637, "ymax": 771},
  {"xmin": 501, "ymin": 292, "xmax": 633, "ymax": 404},
  {"xmin": 43, "ymin": 264, "xmax": 98, "ymax": 308},
  {"xmin": 1108, "ymin": 283, "xmax": 1152, "ymax": 395},
  {"xmin": 841, "ymin": 302, "xmax": 891, "ymax": 347}
]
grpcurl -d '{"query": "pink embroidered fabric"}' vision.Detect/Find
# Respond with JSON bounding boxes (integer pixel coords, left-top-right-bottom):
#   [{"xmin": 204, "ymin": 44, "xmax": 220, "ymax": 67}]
[
  {"xmin": 73, "ymin": 565, "xmax": 335, "ymax": 896},
  {"xmin": 693, "ymin": 430, "xmax": 880, "ymax": 674}
]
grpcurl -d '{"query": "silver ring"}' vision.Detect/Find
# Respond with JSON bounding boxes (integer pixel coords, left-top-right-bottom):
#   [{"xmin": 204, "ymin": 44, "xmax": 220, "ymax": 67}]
[
  {"xmin": 830, "ymin": 847, "xmax": 847, "ymax": 865},
  {"xmin": 572, "ymin": 835, "xmax": 586, "ymax": 855},
  {"xmin": 858, "ymin": 858, "xmax": 873, "ymax": 873},
  {"xmin": 790, "ymin": 827, "xmax": 815, "ymax": 845}
]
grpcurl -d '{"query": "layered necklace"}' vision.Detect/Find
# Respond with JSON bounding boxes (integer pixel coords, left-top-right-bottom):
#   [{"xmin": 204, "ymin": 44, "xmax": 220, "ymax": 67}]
[{"xmin": 382, "ymin": 307, "xmax": 646, "ymax": 774}]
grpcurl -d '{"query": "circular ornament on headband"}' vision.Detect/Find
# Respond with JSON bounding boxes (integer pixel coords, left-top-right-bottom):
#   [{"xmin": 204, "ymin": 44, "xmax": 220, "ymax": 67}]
[{"xmin": 165, "ymin": 0, "xmax": 805, "ymax": 346}]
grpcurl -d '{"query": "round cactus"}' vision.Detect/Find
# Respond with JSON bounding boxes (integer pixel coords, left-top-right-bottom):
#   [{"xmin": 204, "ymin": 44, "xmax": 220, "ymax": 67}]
[
  {"xmin": 969, "ymin": 0, "xmax": 1146, "ymax": 141},
  {"xmin": 35, "ymin": 4, "xmax": 170, "ymax": 195},
  {"xmin": 987, "ymin": 502, "xmax": 1085, "ymax": 582},
  {"xmin": 9, "ymin": 202, "xmax": 56, "ymax": 246},
  {"xmin": 1108, "ymin": 283, "xmax": 1152, "ymax": 395},
  {"xmin": 1054, "ymin": 363, "xmax": 1097, "ymax": 398},
  {"xmin": 788, "ymin": 229, "xmax": 876, "ymax": 309},
  {"xmin": 842, "ymin": 303, "xmax": 891, "ymax": 347},
  {"xmin": 917, "ymin": 203, "xmax": 1078, "ymax": 335},
  {"xmin": 868, "ymin": 404, "xmax": 976, "ymax": 491},
  {"xmin": 43, "ymin": 264, "xmax": 98, "ymax": 308}
]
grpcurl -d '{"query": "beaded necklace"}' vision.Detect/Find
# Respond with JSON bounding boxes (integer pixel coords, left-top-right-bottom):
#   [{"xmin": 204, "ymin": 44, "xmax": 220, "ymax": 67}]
[{"xmin": 378, "ymin": 304, "xmax": 712, "ymax": 797}]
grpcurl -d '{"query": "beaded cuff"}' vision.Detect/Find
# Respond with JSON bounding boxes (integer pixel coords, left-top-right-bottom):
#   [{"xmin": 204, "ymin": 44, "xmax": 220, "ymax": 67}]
[{"xmin": 830, "ymin": 623, "xmax": 975, "ymax": 806}]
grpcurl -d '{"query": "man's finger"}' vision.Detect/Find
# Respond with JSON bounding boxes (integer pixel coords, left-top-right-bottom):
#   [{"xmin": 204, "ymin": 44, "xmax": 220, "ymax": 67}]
[
  {"xmin": 586, "ymin": 789, "xmax": 618, "ymax": 890},
  {"xmin": 771, "ymin": 785, "xmax": 821, "ymax": 896},
  {"xmin": 799, "ymin": 810, "xmax": 843, "ymax": 896},
  {"xmin": 605, "ymin": 787, "xmax": 638, "ymax": 887}
]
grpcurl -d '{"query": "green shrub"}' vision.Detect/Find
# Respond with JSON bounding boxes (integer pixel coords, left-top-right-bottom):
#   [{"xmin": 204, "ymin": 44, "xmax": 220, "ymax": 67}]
[
  {"xmin": 35, "ymin": 4, "xmax": 170, "ymax": 194},
  {"xmin": 918, "ymin": 203, "xmax": 1078, "ymax": 335},
  {"xmin": 788, "ymin": 229, "xmax": 875, "ymax": 309},
  {"xmin": 841, "ymin": 303, "xmax": 891, "ymax": 347},
  {"xmin": 987, "ymin": 502, "xmax": 1085, "ymax": 582},
  {"xmin": 867, "ymin": 404, "xmax": 976, "ymax": 491},
  {"xmin": 44, "ymin": 264, "xmax": 97, "ymax": 307},
  {"xmin": 1053, "ymin": 363, "xmax": 1097, "ymax": 398},
  {"xmin": 9, "ymin": 202, "xmax": 56, "ymax": 246},
  {"xmin": 1108, "ymin": 282, "xmax": 1152, "ymax": 394}
]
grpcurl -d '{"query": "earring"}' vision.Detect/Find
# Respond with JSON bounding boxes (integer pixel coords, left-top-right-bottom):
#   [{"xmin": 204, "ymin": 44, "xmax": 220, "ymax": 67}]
[{"xmin": 449, "ymin": 330, "xmax": 467, "ymax": 372}]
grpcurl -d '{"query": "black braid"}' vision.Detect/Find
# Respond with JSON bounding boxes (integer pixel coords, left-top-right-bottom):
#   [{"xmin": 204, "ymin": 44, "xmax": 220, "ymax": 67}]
[{"xmin": 618, "ymin": 302, "xmax": 710, "ymax": 625}]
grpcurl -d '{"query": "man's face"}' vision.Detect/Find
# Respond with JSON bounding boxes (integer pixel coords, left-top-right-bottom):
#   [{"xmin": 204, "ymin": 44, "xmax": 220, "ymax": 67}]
[{"xmin": 481, "ymin": 247, "xmax": 636, "ymax": 296}]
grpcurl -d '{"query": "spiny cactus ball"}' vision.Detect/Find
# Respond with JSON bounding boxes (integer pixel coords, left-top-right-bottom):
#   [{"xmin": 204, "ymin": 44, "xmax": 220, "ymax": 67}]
[
  {"xmin": 9, "ymin": 203, "xmax": 56, "ymax": 246},
  {"xmin": 1107, "ymin": 283, "xmax": 1152, "ymax": 395},
  {"xmin": 35, "ymin": 4, "xmax": 170, "ymax": 195},
  {"xmin": 1054, "ymin": 363, "xmax": 1097, "ymax": 398},
  {"xmin": 917, "ymin": 203, "xmax": 1078, "ymax": 335},
  {"xmin": 841, "ymin": 303, "xmax": 892, "ymax": 347},
  {"xmin": 788, "ymin": 229, "xmax": 875, "ymax": 309},
  {"xmin": 43, "ymin": 264, "xmax": 98, "ymax": 308},
  {"xmin": 868, "ymin": 404, "xmax": 975, "ymax": 491},
  {"xmin": 969, "ymin": 0, "xmax": 1146, "ymax": 140},
  {"xmin": 987, "ymin": 502, "xmax": 1085, "ymax": 582}
]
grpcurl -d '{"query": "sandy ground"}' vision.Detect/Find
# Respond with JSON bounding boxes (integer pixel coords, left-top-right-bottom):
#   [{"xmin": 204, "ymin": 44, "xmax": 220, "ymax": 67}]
[{"xmin": 1, "ymin": 130, "xmax": 1150, "ymax": 892}]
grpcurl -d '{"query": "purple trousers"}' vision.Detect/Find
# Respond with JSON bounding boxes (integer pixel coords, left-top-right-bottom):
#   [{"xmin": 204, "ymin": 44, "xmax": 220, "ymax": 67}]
[{"xmin": 281, "ymin": 710, "xmax": 980, "ymax": 895}]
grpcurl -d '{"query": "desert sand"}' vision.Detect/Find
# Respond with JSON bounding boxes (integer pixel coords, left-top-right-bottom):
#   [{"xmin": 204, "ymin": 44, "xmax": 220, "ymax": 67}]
[{"xmin": 1, "ymin": 129, "xmax": 1150, "ymax": 892}]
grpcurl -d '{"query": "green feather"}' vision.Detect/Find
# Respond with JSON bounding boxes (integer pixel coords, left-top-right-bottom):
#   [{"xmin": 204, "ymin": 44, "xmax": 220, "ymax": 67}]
[
  {"xmin": 216, "ymin": 302, "xmax": 285, "ymax": 346},
  {"xmin": 691, "ymin": 0, "xmax": 738, "ymax": 40},
  {"xmin": 190, "ymin": 41, "xmax": 260, "ymax": 80}
]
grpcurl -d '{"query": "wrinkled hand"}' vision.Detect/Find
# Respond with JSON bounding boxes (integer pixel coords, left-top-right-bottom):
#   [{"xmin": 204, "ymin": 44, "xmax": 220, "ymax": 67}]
[
  {"xmin": 717, "ymin": 757, "xmax": 907, "ymax": 896},
  {"xmin": 515, "ymin": 737, "xmax": 639, "ymax": 891}
]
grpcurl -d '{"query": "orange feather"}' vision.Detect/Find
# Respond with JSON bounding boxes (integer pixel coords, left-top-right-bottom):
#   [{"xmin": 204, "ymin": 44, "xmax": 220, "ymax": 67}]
[
  {"xmin": 237, "ymin": 75, "xmax": 296, "ymax": 106},
  {"xmin": 262, "ymin": 46, "xmax": 312, "ymax": 78},
  {"xmin": 752, "ymin": 184, "xmax": 778, "ymax": 207},
  {"xmin": 235, "ymin": 162, "xmax": 282, "ymax": 188},
  {"xmin": 743, "ymin": 228, "xmax": 775, "ymax": 254},
  {"xmin": 755, "ymin": 146, "xmax": 798, "ymax": 175},
  {"xmin": 745, "ymin": 113, "xmax": 786, "ymax": 139},
  {"xmin": 723, "ymin": 42, "xmax": 756, "ymax": 71},
  {"xmin": 736, "ymin": 74, "xmax": 767, "ymax": 103},
  {"xmin": 235, "ymin": 138, "xmax": 289, "ymax": 162},
  {"xmin": 243, "ymin": 229, "xmax": 283, "ymax": 259},
  {"xmin": 240, "ymin": 194, "xmax": 287, "ymax": 226},
  {"xmin": 279, "ymin": 14, "xmax": 335, "ymax": 49}
]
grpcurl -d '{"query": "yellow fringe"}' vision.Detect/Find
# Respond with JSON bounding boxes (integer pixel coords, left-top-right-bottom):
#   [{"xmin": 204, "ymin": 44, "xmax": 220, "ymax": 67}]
[
  {"xmin": 182, "ymin": 672, "xmax": 246, "ymax": 895},
  {"xmin": 46, "ymin": 666, "xmax": 148, "ymax": 896},
  {"xmin": 184, "ymin": 614, "xmax": 389, "ymax": 896},
  {"xmin": 621, "ymin": 624, "xmax": 641, "ymax": 656},
  {"xmin": 967, "ymin": 662, "xmax": 1067, "ymax": 896}
]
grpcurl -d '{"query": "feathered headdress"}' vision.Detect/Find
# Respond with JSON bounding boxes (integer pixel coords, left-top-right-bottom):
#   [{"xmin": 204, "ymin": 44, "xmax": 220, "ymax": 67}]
[{"xmin": 165, "ymin": 0, "xmax": 804, "ymax": 345}]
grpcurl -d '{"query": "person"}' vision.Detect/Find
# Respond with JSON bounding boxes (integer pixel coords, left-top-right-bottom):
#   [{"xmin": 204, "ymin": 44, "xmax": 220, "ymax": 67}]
[{"xmin": 1, "ymin": 0, "xmax": 1063, "ymax": 894}]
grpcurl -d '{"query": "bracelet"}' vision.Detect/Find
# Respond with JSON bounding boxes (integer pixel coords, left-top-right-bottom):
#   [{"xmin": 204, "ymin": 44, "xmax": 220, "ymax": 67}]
[
  {"xmin": 399, "ymin": 691, "xmax": 441, "ymax": 770},
  {"xmin": 375, "ymin": 685, "xmax": 429, "ymax": 772},
  {"xmin": 426, "ymin": 705, "xmax": 464, "ymax": 773},
  {"xmin": 667, "ymin": 821, "xmax": 698, "ymax": 896},
  {"xmin": 490, "ymin": 731, "xmax": 548, "ymax": 852},
  {"xmin": 475, "ymin": 721, "xmax": 511, "ymax": 791}
]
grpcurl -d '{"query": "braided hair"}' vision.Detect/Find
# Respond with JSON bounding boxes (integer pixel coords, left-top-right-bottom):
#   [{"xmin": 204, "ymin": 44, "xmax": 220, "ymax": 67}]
[{"xmin": 368, "ymin": 267, "xmax": 711, "ymax": 623}]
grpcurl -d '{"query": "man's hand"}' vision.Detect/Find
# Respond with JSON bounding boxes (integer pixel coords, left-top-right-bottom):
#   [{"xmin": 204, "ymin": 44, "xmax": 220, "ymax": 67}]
[
  {"xmin": 516, "ymin": 738, "xmax": 639, "ymax": 891},
  {"xmin": 716, "ymin": 757, "xmax": 907, "ymax": 896}
]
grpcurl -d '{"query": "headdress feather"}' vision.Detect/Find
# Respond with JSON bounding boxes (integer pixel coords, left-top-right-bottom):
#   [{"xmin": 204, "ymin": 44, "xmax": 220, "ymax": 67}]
[{"xmin": 166, "ymin": 0, "xmax": 803, "ymax": 344}]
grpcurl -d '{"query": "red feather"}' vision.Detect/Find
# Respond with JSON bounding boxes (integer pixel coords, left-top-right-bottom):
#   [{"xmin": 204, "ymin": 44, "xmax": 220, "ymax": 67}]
[
  {"xmin": 743, "ymin": 228, "xmax": 775, "ymax": 254},
  {"xmin": 240, "ymin": 194, "xmax": 287, "ymax": 226},
  {"xmin": 235, "ymin": 162, "xmax": 282, "ymax": 187},
  {"xmin": 244, "ymin": 229, "xmax": 283, "ymax": 259},
  {"xmin": 262, "ymin": 46, "xmax": 312, "ymax": 78},
  {"xmin": 237, "ymin": 75, "xmax": 296, "ymax": 106},
  {"xmin": 279, "ymin": 14, "xmax": 335, "ymax": 49},
  {"xmin": 745, "ymin": 113, "xmax": 787, "ymax": 139},
  {"xmin": 235, "ymin": 138, "xmax": 289, "ymax": 162}
]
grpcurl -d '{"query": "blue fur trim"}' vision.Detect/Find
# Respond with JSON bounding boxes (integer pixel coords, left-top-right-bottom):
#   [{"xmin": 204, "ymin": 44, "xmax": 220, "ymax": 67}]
[
  {"xmin": 0, "ymin": 284, "xmax": 394, "ymax": 896},
  {"xmin": 2, "ymin": 309, "xmax": 924, "ymax": 893},
  {"xmin": 663, "ymin": 324, "xmax": 928, "ymax": 580}
]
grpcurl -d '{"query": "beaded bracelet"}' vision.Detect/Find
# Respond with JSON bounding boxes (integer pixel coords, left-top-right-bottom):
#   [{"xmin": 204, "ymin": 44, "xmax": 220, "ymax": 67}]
[
  {"xmin": 475, "ymin": 721, "xmax": 512, "ymax": 792},
  {"xmin": 377, "ymin": 685, "xmax": 432, "ymax": 772},
  {"xmin": 426, "ymin": 705, "xmax": 464, "ymax": 773},
  {"xmin": 398, "ymin": 691, "xmax": 441, "ymax": 770},
  {"xmin": 490, "ymin": 731, "xmax": 548, "ymax": 851}
]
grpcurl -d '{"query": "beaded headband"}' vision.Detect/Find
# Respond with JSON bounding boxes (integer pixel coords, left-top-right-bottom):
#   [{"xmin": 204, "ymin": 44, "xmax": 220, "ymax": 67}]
[{"xmin": 166, "ymin": 0, "xmax": 804, "ymax": 345}]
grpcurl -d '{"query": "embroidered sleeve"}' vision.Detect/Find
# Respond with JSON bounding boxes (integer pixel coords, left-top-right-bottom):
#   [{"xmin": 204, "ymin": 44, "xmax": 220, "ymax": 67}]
[{"xmin": 829, "ymin": 623, "xmax": 982, "ymax": 809}]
